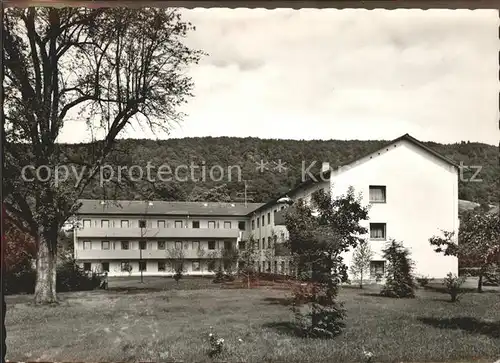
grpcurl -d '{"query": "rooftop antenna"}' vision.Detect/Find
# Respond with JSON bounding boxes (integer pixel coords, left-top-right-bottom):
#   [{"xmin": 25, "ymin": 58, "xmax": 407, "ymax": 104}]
[{"xmin": 235, "ymin": 180, "xmax": 256, "ymax": 207}]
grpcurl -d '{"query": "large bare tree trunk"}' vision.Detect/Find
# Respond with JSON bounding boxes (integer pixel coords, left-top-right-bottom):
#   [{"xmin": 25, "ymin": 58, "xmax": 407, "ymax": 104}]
[{"xmin": 34, "ymin": 233, "xmax": 58, "ymax": 304}]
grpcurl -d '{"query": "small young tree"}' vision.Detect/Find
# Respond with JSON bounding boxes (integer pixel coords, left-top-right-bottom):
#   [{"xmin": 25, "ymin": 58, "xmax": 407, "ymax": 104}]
[
  {"xmin": 380, "ymin": 240, "xmax": 416, "ymax": 298},
  {"xmin": 167, "ymin": 246, "xmax": 186, "ymax": 284},
  {"xmin": 429, "ymin": 210, "xmax": 499, "ymax": 293},
  {"xmin": 221, "ymin": 245, "xmax": 239, "ymax": 276},
  {"xmin": 285, "ymin": 187, "xmax": 369, "ymax": 337},
  {"xmin": 443, "ymin": 273, "xmax": 467, "ymax": 302},
  {"xmin": 238, "ymin": 235, "xmax": 259, "ymax": 288},
  {"xmin": 349, "ymin": 241, "xmax": 373, "ymax": 289}
]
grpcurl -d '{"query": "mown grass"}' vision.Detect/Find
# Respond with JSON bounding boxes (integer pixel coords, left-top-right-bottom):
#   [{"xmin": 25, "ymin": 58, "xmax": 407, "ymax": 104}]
[{"xmin": 5, "ymin": 277, "xmax": 500, "ymax": 363}]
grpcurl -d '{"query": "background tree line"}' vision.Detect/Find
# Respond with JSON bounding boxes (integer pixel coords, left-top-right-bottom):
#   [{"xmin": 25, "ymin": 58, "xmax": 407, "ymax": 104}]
[{"xmin": 55, "ymin": 138, "xmax": 498, "ymax": 205}]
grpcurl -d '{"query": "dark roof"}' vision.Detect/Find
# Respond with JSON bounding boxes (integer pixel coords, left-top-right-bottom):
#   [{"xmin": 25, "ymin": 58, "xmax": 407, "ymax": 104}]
[
  {"xmin": 250, "ymin": 134, "xmax": 460, "ymax": 215},
  {"xmin": 76, "ymin": 199, "xmax": 264, "ymax": 216}
]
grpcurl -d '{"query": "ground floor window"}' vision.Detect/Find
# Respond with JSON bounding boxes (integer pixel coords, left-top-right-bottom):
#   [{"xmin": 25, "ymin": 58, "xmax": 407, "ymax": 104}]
[
  {"xmin": 139, "ymin": 261, "xmax": 147, "ymax": 271},
  {"xmin": 370, "ymin": 261, "xmax": 385, "ymax": 279},
  {"xmin": 121, "ymin": 261, "xmax": 132, "ymax": 272},
  {"xmin": 101, "ymin": 262, "xmax": 109, "ymax": 272},
  {"xmin": 83, "ymin": 262, "xmax": 91, "ymax": 272},
  {"xmin": 280, "ymin": 261, "xmax": 285, "ymax": 274},
  {"xmin": 192, "ymin": 261, "xmax": 201, "ymax": 272},
  {"xmin": 158, "ymin": 261, "xmax": 166, "ymax": 272}
]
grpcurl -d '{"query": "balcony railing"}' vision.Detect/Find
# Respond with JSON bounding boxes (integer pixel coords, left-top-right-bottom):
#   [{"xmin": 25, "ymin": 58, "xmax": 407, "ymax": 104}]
[
  {"xmin": 76, "ymin": 248, "xmax": 231, "ymax": 260},
  {"xmin": 76, "ymin": 227, "xmax": 240, "ymax": 239}
]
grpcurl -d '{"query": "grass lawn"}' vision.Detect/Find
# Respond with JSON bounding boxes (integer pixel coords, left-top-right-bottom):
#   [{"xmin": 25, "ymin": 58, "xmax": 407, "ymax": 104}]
[{"xmin": 5, "ymin": 277, "xmax": 500, "ymax": 363}]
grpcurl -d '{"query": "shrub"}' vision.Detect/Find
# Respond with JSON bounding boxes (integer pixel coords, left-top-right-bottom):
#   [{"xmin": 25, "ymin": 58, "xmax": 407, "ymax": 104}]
[
  {"xmin": 443, "ymin": 272, "xmax": 467, "ymax": 302},
  {"xmin": 5, "ymin": 257, "xmax": 102, "ymax": 294},
  {"xmin": 212, "ymin": 268, "xmax": 235, "ymax": 283},
  {"xmin": 207, "ymin": 327, "xmax": 224, "ymax": 358},
  {"xmin": 459, "ymin": 267, "xmax": 481, "ymax": 277},
  {"xmin": 4, "ymin": 263, "xmax": 36, "ymax": 295},
  {"xmin": 56, "ymin": 258, "xmax": 102, "ymax": 292},
  {"xmin": 484, "ymin": 264, "xmax": 500, "ymax": 286},
  {"xmin": 380, "ymin": 240, "xmax": 416, "ymax": 298},
  {"xmin": 416, "ymin": 276, "xmax": 433, "ymax": 288},
  {"xmin": 291, "ymin": 281, "xmax": 346, "ymax": 338}
]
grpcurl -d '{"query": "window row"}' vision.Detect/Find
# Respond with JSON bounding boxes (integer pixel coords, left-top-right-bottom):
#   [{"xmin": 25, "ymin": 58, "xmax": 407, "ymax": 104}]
[
  {"xmin": 81, "ymin": 219, "xmax": 246, "ymax": 230},
  {"xmin": 82, "ymin": 240, "xmax": 234, "ymax": 251},
  {"xmin": 83, "ymin": 261, "xmax": 202, "ymax": 272},
  {"xmin": 251, "ymin": 206, "xmax": 286, "ymax": 230}
]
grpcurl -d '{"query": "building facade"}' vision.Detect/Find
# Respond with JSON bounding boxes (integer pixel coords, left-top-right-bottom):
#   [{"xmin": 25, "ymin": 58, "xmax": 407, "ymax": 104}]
[{"xmin": 74, "ymin": 134, "xmax": 459, "ymax": 279}]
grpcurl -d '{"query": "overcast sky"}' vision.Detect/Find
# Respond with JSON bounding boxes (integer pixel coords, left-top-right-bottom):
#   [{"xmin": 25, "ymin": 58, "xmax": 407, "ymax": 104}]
[{"xmin": 59, "ymin": 8, "xmax": 499, "ymax": 145}]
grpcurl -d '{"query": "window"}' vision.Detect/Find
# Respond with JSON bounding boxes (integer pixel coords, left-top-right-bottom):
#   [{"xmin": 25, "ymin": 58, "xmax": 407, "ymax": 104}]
[
  {"xmin": 102, "ymin": 241, "xmax": 110, "ymax": 250},
  {"xmin": 273, "ymin": 235, "xmax": 278, "ymax": 243},
  {"xmin": 83, "ymin": 262, "xmax": 91, "ymax": 271},
  {"xmin": 224, "ymin": 221, "xmax": 231, "ymax": 229},
  {"xmin": 184, "ymin": 242, "xmax": 189, "ymax": 250},
  {"xmin": 224, "ymin": 241, "xmax": 232, "ymax": 250},
  {"xmin": 281, "ymin": 206, "xmax": 285, "ymax": 210},
  {"xmin": 192, "ymin": 241, "xmax": 200, "ymax": 250},
  {"xmin": 369, "ymin": 186, "xmax": 386, "ymax": 203},
  {"xmin": 101, "ymin": 219, "xmax": 109, "ymax": 228},
  {"xmin": 158, "ymin": 261, "xmax": 166, "ymax": 272},
  {"xmin": 192, "ymin": 221, "xmax": 200, "ymax": 228},
  {"xmin": 238, "ymin": 221, "xmax": 246, "ymax": 231},
  {"xmin": 280, "ymin": 231, "xmax": 285, "ymax": 241},
  {"xmin": 121, "ymin": 241, "xmax": 129, "ymax": 250},
  {"xmin": 157, "ymin": 220, "xmax": 166, "ymax": 228},
  {"xmin": 262, "ymin": 215, "xmax": 265, "ymax": 226},
  {"xmin": 252, "ymin": 220, "xmax": 255, "ymax": 230},
  {"xmin": 102, "ymin": 262, "xmax": 109, "ymax": 272},
  {"xmin": 370, "ymin": 223, "xmax": 386, "ymax": 240},
  {"xmin": 239, "ymin": 241, "xmax": 246, "ymax": 250},
  {"xmin": 370, "ymin": 261, "xmax": 385, "ymax": 278},
  {"xmin": 267, "ymin": 237, "xmax": 271, "ymax": 249},
  {"xmin": 175, "ymin": 241, "xmax": 182, "ymax": 250},
  {"xmin": 121, "ymin": 220, "xmax": 129, "ymax": 228},
  {"xmin": 262, "ymin": 238, "xmax": 265, "ymax": 250},
  {"xmin": 208, "ymin": 241, "xmax": 216, "ymax": 250},
  {"xmin": 121, "ymin": 261, "xmax": 131, "ymax": 272},
  {"xmin": 139, "ymin": 241, "xmax": 147, "ymax": 250},
  {"xmin": 280, "ymin": 261, "xmax": 285, "ymax": 273},
  {"xmin": 274, "ymin": 261, "xmax": 277, "ymax": 273},
  {"xmin": 139, "ymin": 261, "xmax": 147, "ymax": 271},
  {"xmin": 267, "ymin": 213, "xmax": 271, "ymax": 224},
  {"xmin": 192, "ymin": 261, "xmax": 200, "ymax": 272},
  {"xmin": 257, "ymin": 218, "xmax": 260, "ymax": 228},
  {"xmin": 208, "ymin": 221, "xmax": 216, "ymax": 229},
  {"xmin": 83, "ymin": 219, "xmax": 91, "ymax": 228},
  {"xmin": 83, "ymin": 241, "xmax": 92, "ymax": 250},
  {"xmin": 138, "ymin": 220, "xmax": 147, "ymax": 228},
  {"xmin": 175, "ymin": 220, "xmax": 183, "ymax": 228},
  {"xmin": 158, "ymin": 241, "xmax": 166, "ymax": 250}
]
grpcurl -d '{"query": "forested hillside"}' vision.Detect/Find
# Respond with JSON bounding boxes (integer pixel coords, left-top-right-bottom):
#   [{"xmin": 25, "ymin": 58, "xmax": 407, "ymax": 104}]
[{"xmin": 66, "ymin": 137, "xmax": 498, "ymax": 205}]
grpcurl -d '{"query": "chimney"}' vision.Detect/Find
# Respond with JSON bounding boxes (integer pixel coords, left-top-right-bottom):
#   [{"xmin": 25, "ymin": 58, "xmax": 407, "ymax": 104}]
[{"xmin": 321, "ymin": 162, "xmax": 330, "ymax": 173}]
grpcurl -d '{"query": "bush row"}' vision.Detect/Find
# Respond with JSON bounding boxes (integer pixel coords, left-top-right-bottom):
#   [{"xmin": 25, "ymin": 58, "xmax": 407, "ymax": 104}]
[{"xmin": 4, "ymin": 258, "xmax": 103, "ymax": 295}]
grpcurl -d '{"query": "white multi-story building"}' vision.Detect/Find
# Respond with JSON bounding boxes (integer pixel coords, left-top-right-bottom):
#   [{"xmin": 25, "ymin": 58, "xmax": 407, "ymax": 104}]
[{"xmin": 74, "ymin": 134, "xmax": 459, "ymax": 279}]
